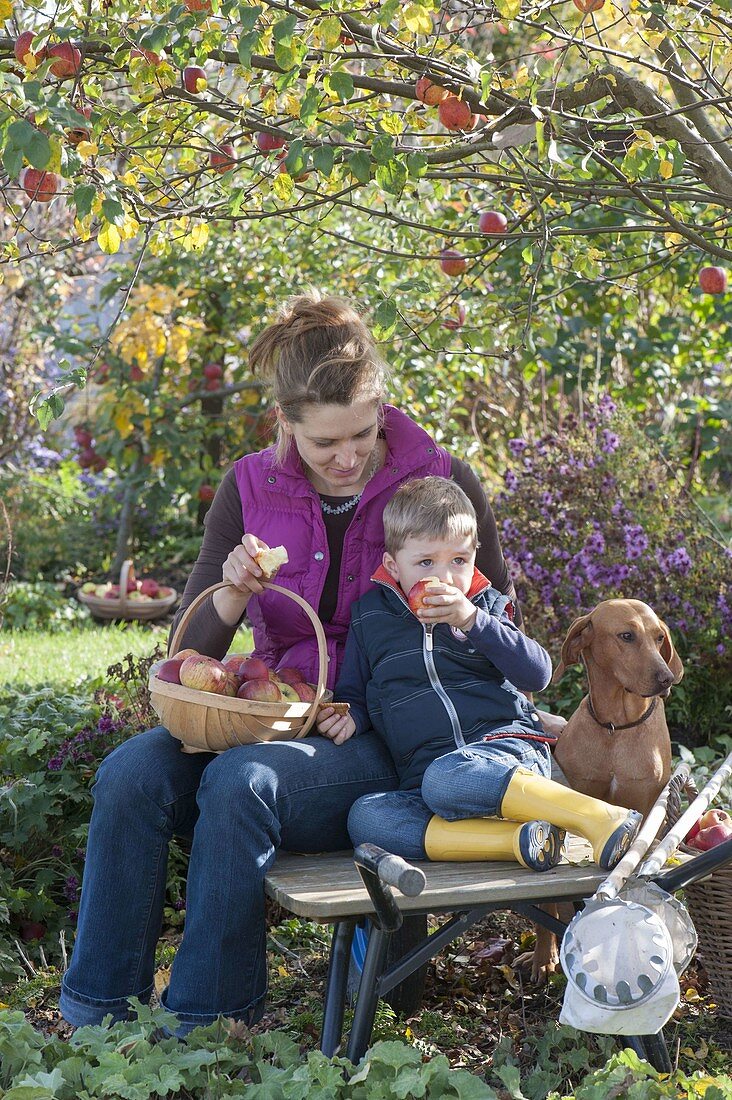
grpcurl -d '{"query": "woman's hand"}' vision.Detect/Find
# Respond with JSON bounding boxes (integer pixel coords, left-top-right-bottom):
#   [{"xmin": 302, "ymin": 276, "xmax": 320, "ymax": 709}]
[
  {"xmin": 316, "ymin": 707, "xmax": 356, "ymax": 746},
  {"xmin": 417, "ymin": 584, "xmax": 478, "ymax": 632},
  {"xmin": 213, "ymin": 535, "xmax": 271, "ymax": 626}
]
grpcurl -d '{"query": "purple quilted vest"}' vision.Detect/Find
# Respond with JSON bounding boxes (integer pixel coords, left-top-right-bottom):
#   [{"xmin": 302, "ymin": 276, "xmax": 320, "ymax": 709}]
[{"xmin": 234, "ymin": 405, "xmax": 451, "ymax": 689}]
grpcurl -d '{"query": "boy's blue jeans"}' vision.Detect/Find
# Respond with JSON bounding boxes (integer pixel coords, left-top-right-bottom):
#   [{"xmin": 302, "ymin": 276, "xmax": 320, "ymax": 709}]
[
  {"xmin": 348, "ymin": 737, "xmax": 552, "ymax": 860},
  {"xmin": 59, "ymin": 726, "xmax": 398, "ymax": 1035}
]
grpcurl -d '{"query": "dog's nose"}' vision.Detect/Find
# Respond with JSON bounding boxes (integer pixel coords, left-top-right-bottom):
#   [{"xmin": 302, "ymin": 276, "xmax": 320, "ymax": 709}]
[{"xmin": 656, "ymin": 669, "xmax": 674, "ymax": 691}]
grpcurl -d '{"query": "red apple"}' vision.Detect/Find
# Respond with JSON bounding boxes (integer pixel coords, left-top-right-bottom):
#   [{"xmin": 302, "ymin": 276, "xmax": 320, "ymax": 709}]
[
  {"xmin": 685, "ymin": 820, "xmax": 701, "ymax": 843},
  {"xmin": 198, "ymin": 484, "xmax": 216, "ymax": 503},
  {"xmin": 184, "ymin": 0, "xmax": 212, "ymax": 10},
  {"xmin": 222, "ymin": 655, "xmax": 244, "ymax": 678},
  {"xmin": 46, "ymin": 42, "xmax": 82, "ymax": 79},
  {"xmin": 415, "ymin": 76, "xmax": 450, "ymax": 106},
  {"xmin": 275, "ymin": 666, "xmax": 306, "ymax": 687},
  {"xmin": 172, "ymin": 648, "xmax": 198, "ymax": 661},
  {"xmin": 256, "ymin": 131, "xmax": 286, "ymax": 153},
  {"xmin": 19, "ymin": 920, "xmax": 47, "ymax": 942},
  {"xmin": 203, "ymin": 362, "xmax": 223, "ymax": 380},
  {"xmin": 407, "ymin": 576, "xmax": 442, "ymax": 615},
  {"xmin": 292, "ymin": 682, "xmax": 317, "ymax": 702},
  {"xmin": 20, "ymin": 168, "xmax": 59, "ymax": 203},
  {"xmin": 204, "ymin": 378, "xmax": 220, "ymax": 391},
  {"xmin": 179, "ymin": 654, "xmax": 230, "ymax": 694},
  {"xmin": 157, "ymin": 659, "xmax": 184, "ymax": 684},
  {"xmin": 698, "ymin": 267, "xmax": 728, "ymax": 295},
  {"xmin": 209, "ymin": 144, "xmax": 236, "ymax": 173},
  {"xmin": 690, "ymin": 822, "xmax": 732, "ymax": 851},
  {"xmin": 699, "ymin": 808, "xmax": 732, "ymax": 830},
  {"xmin": 78, "ymin": 447, "xmax": 97, "ymax": 468},
  {"xmin": 438, "ymin": 96, "xmax": 478, "ymax": 131},
  {"xmin": 183, "ymin": 65, "xmax": 207, "ymax": 93},
  {"xmin": 66, "ymin": 105, "xmax": 92, "ymax": 146},
  {"xmin": 440, "ymin": 249, "xmax": 466, "ymax": 276},
  {"xmin": 479, "ymin": 210, "xmax": 508, "ymax": 235},
  {"xmin": 139, "ymin": 579, "xmax": 160, "ymax": 598},
  {"xmin": 14, "ymin": 31, "xmax": 38, "ymax": 67},
  {"xmin": 239, "ymin": 656, "xmax": 272, "ymax": 682},
  {"xmin": 573, "ymin": 0, "xmax": 605, "ymax": 10},
  {"xmin": 237, "ymin": 678, "xmax": 282, "ymax": 702},
  {"xmin": 157, "ymin": 586, "xmax": 174, "ymax": 598},
  {"xmin": 130, "ymin": 47, "xmax": 162, "ymax": 65},
  {"xmin": 74, "ymin": 426, "xmax": 93, "ymax": 447},
  {"xmin": 222, "ymin": 673, "xmax": 239, "ymax": 697},
  {"xmin": 339, "ymin": 32, "xmax": 355, "ymax": 45}
]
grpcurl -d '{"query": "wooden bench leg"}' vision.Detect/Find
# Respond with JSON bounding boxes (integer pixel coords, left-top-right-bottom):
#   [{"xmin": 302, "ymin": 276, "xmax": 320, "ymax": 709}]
[
  {"xmin": 320, "ymin": 920, "xmax": 356, "ymax": 1058},
  {"xmin": 346, "ymin": 924, "xmax": 391, "ymax": 1065}
]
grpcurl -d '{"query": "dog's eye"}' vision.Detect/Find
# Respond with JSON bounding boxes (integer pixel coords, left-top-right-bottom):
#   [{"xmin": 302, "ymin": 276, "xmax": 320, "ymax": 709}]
[{"xmin": 618, "ymin": 631, "xmax": 634, "ymax": 642}]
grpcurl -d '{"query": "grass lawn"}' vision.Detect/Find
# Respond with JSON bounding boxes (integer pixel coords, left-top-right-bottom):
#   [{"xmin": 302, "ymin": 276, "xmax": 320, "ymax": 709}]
[{"xmin": 0, "ymin": 621, "xmax": 255, "ymax": 689}]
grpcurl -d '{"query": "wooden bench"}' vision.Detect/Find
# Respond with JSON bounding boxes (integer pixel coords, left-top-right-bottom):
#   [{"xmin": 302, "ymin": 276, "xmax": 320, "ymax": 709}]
[{"xmin": 265, "ymin": 836, "xmax": 613, "ymax": 1062}]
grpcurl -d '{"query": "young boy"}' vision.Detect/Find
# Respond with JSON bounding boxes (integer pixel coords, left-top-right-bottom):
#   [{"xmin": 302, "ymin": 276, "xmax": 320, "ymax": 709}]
[{"xmin": 316, "ymin": 477, "xmax": 641, "ymax": 872}]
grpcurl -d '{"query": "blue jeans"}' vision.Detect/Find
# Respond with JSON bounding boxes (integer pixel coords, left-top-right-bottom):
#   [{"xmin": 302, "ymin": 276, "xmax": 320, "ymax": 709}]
[
  {"xmin": 59, "ymin": 726, "xmax": 398, "ymax": 1034},
  {"xmin": 348, "ymin": 737, "xmax": 552, "ymax": 860}
]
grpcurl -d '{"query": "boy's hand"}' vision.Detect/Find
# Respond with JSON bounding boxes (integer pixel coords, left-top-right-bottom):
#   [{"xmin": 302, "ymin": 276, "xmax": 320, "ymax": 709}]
[
  {"xmin": 417, "ymin": 583, "xmax": 478, "ymax": 632},
  {"xmin": 316, "ymin": 707, "xmax": 356, "ymax": 745}
]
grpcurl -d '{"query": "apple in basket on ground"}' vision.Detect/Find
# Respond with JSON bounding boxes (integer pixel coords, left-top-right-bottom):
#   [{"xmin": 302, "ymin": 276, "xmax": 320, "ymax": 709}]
[
  {"xmin": 80, "ymin": 577, "xmax": 174, "ymax": 601},
  {"xmin": 686, "ymin": 808, "xmax": 732, "ymax": 851}
]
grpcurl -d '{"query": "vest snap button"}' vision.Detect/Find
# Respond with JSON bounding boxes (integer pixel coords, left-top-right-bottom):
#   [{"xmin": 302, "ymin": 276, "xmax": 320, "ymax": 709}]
[
  {"xmin": 267, "ymin": 476, "xmax": 276, "ymax": 484},
  {"xmin": 314, "ymin": 551, "xmax": 324, "ymax": 561},
  {"xmin": 427, "ymin": 447, "xmax": 434, "ymax": 454},
  {"xmin": 347, "ymin": 574, "xmax": 354, "ymax": 582},
  {"xmin": 391, "ymin": 466, "xmax": 398, "ymax": 473}
]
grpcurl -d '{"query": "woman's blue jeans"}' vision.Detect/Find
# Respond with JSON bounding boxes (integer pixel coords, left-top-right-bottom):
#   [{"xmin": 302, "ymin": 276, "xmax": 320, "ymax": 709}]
[
  {"xmin": 59, "ymin": 726, "xmax": 398, "ymax": 1035},
  {"xmin": 348, "ymin": 737, "xmax": 552, "ymax": 860}
]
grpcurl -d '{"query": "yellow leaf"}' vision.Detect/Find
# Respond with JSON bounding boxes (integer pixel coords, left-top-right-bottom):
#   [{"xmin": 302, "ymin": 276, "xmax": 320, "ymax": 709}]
[
  {"xmin": 273, "ymin": 173, "xmax": 294, "ymax": 201},
  {"xmin": 98, "ymin": 222, "xmax": 122, "ymax": 254},
  {"xmin": 0, "ymin": 0, "xmax": 14, "ymax": 19},
  {"xmin": 277, "ymin": 965, "xmax": 288, "ymax": 977},
  {"xmin": 403, "ymin": 3, "xmax": 433, "ymax": 35},
  {"xmin": 189, "ymin": 222, "xmax": 209, "ymax": 250},
  {"xmin": 113, "ymin": 408, "xmax": 135, "ymax": 439},
  {"xmin": 659, "ymin": 158, "xmax": 673, "ymax": 179},
  {"xmin": 282, "ymin": 92, "xmax": 301, "ymax": 119},
  {"xmin": 684, "ymin": 987, "xmax": 701, "ymax": 1001},
  {"xmin": 261, "ymin": 89, "xmax": 278, "ymax": 116},
  {"xmin": 76, "ymin": 141, "xmax": 98, "ymax": 160},
  {"xmin": 314, "ymin": 15, "xmax": 342, "ymax": 49},
  {"xmin": 494, "ymin": 0, "xmax": 522, "ymax": 19}
]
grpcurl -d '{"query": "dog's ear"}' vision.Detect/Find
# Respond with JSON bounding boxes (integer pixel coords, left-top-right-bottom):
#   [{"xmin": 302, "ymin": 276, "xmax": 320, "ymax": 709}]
[
  {"xmin": 552, "ymin": 614, "xmax": 594, "ymax": 682},
  {"xmin": 659, "ymin": 618, "xmax": 684, "ymax": 683}
]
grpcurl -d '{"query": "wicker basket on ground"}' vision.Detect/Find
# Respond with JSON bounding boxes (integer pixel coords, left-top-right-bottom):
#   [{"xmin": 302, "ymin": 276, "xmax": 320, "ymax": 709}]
[
  {"xmin": 76, "ymin": 559, "xmax": 178, "ymax": 622},
  {"xmin": 149, "ymin": 580, "xmax": 329, "ymax": 752},
  {"xmin": 668, "ymin": 778, "xmax": 732, "ymax": 1019}
]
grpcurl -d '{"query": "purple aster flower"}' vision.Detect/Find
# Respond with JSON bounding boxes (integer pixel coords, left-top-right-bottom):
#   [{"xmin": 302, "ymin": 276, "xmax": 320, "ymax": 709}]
[
  {"xmin": 508, "ymin": 438, "xmax": 528, "ymax": 456},
  {"xmin": 51, "ymin": 845, "xmax": 63, "ymax": 858}
]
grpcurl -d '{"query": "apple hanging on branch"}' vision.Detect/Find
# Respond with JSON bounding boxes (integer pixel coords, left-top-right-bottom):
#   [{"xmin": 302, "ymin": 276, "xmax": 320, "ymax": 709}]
[
  {"xmin": 209, "ymin": 144, "xmax": 236, "ymax": 173},
  {"xmin": 20, "ymin": 168, "xmax": 59, "ymax": 204},
  {"xmin": 183, "ymin": 65, "xmax": 207, "ymax": 94},
  {"xmin": 698, "ymin": 266, "xmax": 728, "ymax": 295},
  {"xmin": 440, "ymin": 249, "xmax": 466, "ymax": 276}
]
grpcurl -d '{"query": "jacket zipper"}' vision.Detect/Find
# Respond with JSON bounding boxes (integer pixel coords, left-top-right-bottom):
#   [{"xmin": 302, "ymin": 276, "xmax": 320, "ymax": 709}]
[{"xmin": 422, "ymin": 626, "xmax": 465, "ymax": 749}]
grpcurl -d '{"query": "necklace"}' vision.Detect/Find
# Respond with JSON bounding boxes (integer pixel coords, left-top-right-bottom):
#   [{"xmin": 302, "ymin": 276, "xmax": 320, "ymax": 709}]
[{"xmin": 320, "ymin": 450, "xmax": 381, "ymax": 516}]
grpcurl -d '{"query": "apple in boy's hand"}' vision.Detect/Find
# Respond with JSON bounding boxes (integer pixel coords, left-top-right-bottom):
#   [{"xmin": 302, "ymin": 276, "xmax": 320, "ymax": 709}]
[{"xmin": 407, "ymin": 577, "xmax": 441, "ymax": 615}]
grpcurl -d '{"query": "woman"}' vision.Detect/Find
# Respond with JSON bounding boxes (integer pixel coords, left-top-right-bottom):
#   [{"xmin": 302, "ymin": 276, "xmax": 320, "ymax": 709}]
[{"xmin": 59, "ymin": 292, "xmax": 529, "ymax": 1035}]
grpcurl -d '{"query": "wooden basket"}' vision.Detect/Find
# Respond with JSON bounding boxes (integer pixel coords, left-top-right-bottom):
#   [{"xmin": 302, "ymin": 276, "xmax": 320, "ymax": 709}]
[
  {"xmin": 148, "ymin": 580, "xmax": 329, "ymax": 752},
  {"xmin": 77, "ymin": 559, "xmax": 178, "ymax": 622},
  {"xmin": 668, "ymin": 780, "xmax": 732, "ymax": 1018}
]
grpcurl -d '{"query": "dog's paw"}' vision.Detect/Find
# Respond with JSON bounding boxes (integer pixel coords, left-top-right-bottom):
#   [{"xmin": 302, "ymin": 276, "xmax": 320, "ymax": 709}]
[{"xmin": 514, "ymin": 948, "xmax": 561, "ymax": 986}]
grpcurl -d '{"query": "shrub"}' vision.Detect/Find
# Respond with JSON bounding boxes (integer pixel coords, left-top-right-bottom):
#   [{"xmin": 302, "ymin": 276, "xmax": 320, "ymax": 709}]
[
  {"xmin": 499, "ymin": 397, "xmax": 732, "ymax": 746},
  {"xmin": 2, "ymin": 581, "xmax": 90, "ymax": 632}
]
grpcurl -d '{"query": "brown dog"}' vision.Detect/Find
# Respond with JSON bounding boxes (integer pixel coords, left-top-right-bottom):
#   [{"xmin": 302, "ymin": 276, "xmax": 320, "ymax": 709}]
[{"xmin": 524, "ymin": 599, "xmax": 684, "ymax": 981}]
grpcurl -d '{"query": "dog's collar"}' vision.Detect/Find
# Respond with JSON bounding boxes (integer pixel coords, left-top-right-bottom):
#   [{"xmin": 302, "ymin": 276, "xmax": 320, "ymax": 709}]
[{"xmin": 587, "ymin": 696, "xmax": 658, "ymax": 733}]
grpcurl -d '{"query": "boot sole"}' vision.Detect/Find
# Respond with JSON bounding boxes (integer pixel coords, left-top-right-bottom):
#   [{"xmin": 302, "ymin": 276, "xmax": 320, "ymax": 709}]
[
  {"xmin": 517, "ymin": 821, "xmax": 566, "ymax": 872},
  {"xmin": 598, "ymin": 810, "xmax": 643, "ymax": 870}
]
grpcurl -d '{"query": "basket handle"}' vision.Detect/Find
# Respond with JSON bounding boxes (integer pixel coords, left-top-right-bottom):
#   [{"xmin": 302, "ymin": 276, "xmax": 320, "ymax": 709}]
[
  {"xmin": 118, "ymin": 559, "xmax": 134, "ymax": 614},
  {"xmin": 167, "ymin": 579, "xmax": 329, "ymax": 740}
]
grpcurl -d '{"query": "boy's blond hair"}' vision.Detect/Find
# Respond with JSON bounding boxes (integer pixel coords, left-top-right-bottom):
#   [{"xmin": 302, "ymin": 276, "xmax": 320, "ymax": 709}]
[{"xmin": 383, "ymin": 477, "xmax": 478, "ymax": 555}]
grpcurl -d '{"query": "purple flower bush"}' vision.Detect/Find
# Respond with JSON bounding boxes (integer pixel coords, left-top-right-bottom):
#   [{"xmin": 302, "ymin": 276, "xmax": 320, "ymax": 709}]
[{"xmin": 497, "ymin": 399, "xmax": 731, "ymax": 744}]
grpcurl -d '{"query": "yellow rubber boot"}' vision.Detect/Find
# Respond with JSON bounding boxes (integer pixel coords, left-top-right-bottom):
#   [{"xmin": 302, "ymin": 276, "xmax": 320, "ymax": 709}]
[
  {"xmin": 499, "ymin": 767, "xmax": 642, "ymax": 871},
  {"xmin": 424, "ymin": 815, "xmax": 565, "ymax": 872}
]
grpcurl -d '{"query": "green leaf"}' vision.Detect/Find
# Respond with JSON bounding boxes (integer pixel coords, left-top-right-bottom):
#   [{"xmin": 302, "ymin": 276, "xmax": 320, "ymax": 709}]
[
  {"xmin": 348, "ymin": 151, "xmax": 371, "ymax": 183},
  {"xmin": 312, "ymin": 145, "xmax": 334, "ymax": 176},
  {"xmin": 237, "ymin": 30, "xmax": 259, "ymax": 67},
  {"xmin": 405, "ymin": 152, "xmax": 427, "ymax": 178},
  {"xmin": 3, "ymin": 146, "xmax": 23, "ymax": 179},
  {"xmin": 29, "ymin": 392, "xmax": 66, "ymax": 430},
  {"xmin": 371, "ymin": 135, "xmax": 395, "ymax": 165},
  {"xmin": 300, "ymin": 86, "xmax": 321, "ymax": 128},
  {"xmin": 376, "ymin": 159, "xmax": 407, "ymax": 196},
  {"xmin": 380, "ymin": 111, "xmax": 403, "ymax": 136},
  {"xmin": 372, "ymin": 297, "xmax": 398, "ymax": 337},
  {"xmin": 138, "ymin": 25, "xmax": 169, "ymax": 53},
  {"xmin": 378, "ymin": 0, "xmax": 401, "ymax": 27},
  {"xmin": 521, "ymin": 244, "xmax": 534, "ymax": 265},
  {"xmin": 101, "ymin": 197, "xmax": 125, "ymax": 225},
  {"xmin": 325, "ymin": 71, "xmax": 354, "ymax": 103},
  {"xmin": 74, "ymin": 183, "xmax": 96, "ymax": 220},
  {"xmin": 239, "ymin": 4, "xmax": 262, "ymax": 31},
  {"xmin": 273, "ymin": 13, "xmax": 297, "ymax": 42}
]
